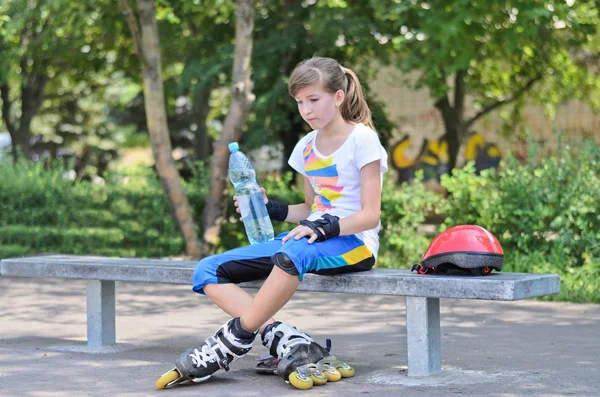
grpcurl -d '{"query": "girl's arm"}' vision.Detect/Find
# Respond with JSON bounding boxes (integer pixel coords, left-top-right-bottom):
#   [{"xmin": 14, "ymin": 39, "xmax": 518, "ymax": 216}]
[
  {"xmin": 337, "ymin": 160, "xmax": 381, "ymax": 235},
  {"xmin": 281, "ymin": 160, "xmax": 381, "ymax": 244},
  {"xmin": 234, "ymin": 177, "xmax": 313, "ymax": 222},
  {"xmin": 284, "ymin": 176, "xmax": 314, "ymax": 223}
]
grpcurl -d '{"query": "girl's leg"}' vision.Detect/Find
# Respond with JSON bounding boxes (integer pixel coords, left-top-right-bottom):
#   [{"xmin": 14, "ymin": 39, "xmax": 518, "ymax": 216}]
[
  {"xmin": 203, "ymin": 283, "xmax": 276, "ymax": 333},
  {"xmin": 248, "ymin": 237, "xmax": 368, "ymax": 384},
  {"xmin": 237, "ymin": 234, "xmax": 374, "ymax": 333},
  {"xmin": 239, "ymin": 266, "xmax": 299, "ymax": 332},
  {"xmin": 193, "ymin": 234, "xmax": 289, "ymax": 332}
]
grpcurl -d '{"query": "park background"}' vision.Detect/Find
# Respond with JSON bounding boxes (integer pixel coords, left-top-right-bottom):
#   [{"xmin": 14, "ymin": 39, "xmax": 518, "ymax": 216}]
[{"xmin": 1, "ymin": 0, "xmax": 599, "ymax": 303}]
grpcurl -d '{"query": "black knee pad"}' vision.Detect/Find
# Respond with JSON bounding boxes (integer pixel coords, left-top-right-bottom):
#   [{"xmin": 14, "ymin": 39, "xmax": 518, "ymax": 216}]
[{"xmin": 271, "ymin": 253, "xmax": 299, "ymax": 276}]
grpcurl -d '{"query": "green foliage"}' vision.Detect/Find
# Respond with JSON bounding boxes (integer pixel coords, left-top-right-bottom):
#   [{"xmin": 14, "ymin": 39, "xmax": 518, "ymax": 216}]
[
  {"xmin": 0, "ymin": 159, "xmax": 206, "ymax": 258},
  {"xmin": 246, "ymin": 0, "xmax": 394, "ymax": 150},
  {"xmin": 377, "ymin": 173, "xmax": 443, "ymax": 268},
  {"xmin": 0, "ymin": 0, "xmax": 135, "ymax": 170},
  {"xmin": 378, "ymin": 0, "xmax": 600, "ymax": 108},
  {"xmin": 441, "ymin": 141, "xmax": 600, "ymax": 263},
  {"xmin": 506, "ymin": 251, "xmax": 600, "ymax": 304},
  {"xmin": 440, "ymin": 140, "xmax": 600, "ymax": 303}
]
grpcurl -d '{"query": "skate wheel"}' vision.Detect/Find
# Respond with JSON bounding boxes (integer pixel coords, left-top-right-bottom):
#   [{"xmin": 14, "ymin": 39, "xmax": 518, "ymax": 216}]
[
  {"xmin": 323, "ymin": 368, "xmax": 342, "ymax": 382},
  {"xmin": 338, "ymin": 365, "xmax": 355, "ymax": 378},
  {"xmin": 155, "ymin": 369, "xmax": 180, "ymax": 389},
  {"xmin": 310, "ymin": 372, "xmax": 328, "ymax": 386},
  {"xmin": 289, "ymin": 371, "xmax": 313, "ymax": 390}
]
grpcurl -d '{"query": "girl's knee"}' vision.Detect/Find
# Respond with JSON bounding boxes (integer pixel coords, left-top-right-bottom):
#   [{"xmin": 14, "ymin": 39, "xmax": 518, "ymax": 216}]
[{"xmin": 272, "ymin": 253, "xmax": 300, "ymax": 276}]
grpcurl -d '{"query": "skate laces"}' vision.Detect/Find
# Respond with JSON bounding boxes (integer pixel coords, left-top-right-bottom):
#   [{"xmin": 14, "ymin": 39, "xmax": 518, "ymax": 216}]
[
  {"xmin": 189, "ymin": 344, "xmax": 217, "ymax": 369},
  {"xmin": 188, "ymin": 323, "xmax": 253, "ymax": 370}
]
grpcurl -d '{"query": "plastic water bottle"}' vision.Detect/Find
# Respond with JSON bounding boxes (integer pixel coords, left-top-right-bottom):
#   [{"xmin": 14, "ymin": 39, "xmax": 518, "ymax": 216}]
[{"xmin": 228, "ymin": 142, "xmax": 274, "ymax": 245}]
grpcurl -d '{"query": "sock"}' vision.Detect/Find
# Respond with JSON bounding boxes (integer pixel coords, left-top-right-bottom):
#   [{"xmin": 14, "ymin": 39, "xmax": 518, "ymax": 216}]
[{"xmin": 231, "ymin": 317, "xmax": 257, "ymax": 340}]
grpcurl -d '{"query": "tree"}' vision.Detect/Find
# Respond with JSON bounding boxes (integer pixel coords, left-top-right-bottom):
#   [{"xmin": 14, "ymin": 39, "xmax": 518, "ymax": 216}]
[
  {"xmin": 379, "ymin": 0, "xmax": 600, "ymax": 171},
  {"xmin": 118, "ymin": 0, "xmax": 201, "ymax": 258},
  {"xmin": 0, "ymin": 0, "xmax": 124, "ymax": 161},
  {"xmin": 247, "ymin": 0, "xmax": 395, "ymax": 172},
  {"xmin": 201, "ymin": 0, "xmax": 257, "ymax": 255}
]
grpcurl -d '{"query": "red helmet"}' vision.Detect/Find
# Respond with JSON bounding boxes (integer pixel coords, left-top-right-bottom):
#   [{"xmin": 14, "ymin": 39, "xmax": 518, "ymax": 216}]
[{"xmin": 412, "ymin": 225, "xmax": 503, "ymax": 276}]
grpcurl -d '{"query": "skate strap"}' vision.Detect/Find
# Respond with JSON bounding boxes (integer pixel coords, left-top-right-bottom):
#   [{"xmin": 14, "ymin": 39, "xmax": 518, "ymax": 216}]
[
  {"xmin": 268, "ymin": 324, "xmax": 314, "ymax": 358},
  {"xmin": 269, "ymin": 331, "xmax": 283, "ymax": 358},
  {"xmin": 207, "ymin": 335, "xmax": 230, "ymax": 371}
]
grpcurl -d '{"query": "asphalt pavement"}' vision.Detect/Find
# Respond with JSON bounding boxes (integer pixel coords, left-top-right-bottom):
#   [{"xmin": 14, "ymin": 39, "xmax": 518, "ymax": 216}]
[{"xmin": 1, "ymin": 277, "xmax": 599, "ymax": 397}]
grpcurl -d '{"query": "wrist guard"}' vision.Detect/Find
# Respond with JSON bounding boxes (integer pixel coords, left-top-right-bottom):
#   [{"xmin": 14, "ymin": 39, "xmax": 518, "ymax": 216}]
[
  {"xmin": 265, "ymin": 200, "xmax": 289, "ymax": 222},
  {"xmin": 299, "ymin": 214, "xmax": 340, "ymax": 242}
]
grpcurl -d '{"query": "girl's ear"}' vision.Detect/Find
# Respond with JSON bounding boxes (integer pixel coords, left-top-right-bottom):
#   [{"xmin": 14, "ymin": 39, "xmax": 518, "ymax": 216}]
[{"xmin": 335, "ymin": 89, "xmax": 345, "ymax": 107}]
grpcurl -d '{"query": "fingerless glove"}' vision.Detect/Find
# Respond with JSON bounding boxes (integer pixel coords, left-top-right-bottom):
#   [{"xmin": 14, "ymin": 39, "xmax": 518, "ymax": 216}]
[{"xmin": 299, "ymin": 214, "xmax": 340, "ymax": 242}]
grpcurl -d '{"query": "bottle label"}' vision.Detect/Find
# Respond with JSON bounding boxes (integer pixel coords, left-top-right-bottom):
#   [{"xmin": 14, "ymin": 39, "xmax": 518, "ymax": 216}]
[{"xmin": 237, "ymin": 195, "xmax": 251, "ymax": 220}]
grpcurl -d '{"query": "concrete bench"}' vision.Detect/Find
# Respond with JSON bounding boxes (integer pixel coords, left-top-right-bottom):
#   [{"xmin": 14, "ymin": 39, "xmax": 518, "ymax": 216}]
[{"xmin": 0, "ymin": 254, "xmax": 560, "ymax": 377}]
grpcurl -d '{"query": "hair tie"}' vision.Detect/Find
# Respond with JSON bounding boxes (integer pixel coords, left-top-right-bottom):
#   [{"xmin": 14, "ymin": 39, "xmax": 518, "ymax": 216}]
[{"xmin": 340, "ymin": 65, "xmax": 345, "ymax": 73}]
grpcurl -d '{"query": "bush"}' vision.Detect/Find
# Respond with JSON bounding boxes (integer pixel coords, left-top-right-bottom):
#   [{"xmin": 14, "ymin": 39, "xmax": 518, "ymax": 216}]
[
  {"xmin": 377, "ymin": 173, "xmax": 443, "ymax": 268},
  {"xmin": 0, "ymin": 160, "xmax": 193, "ymax": 258},
  {"xmin": 441, "ymin": 142, "xmax": 600, "ymax": 265},
  {"xmin": 440, "ymin": 140, "xmax": 600, "ymax": 303}
]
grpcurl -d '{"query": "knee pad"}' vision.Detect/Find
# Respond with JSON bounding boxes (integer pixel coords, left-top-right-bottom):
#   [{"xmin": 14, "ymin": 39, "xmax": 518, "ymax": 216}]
[{"xmin": 272, "ymin": 253, "xmax": 299, "ymax": 275}]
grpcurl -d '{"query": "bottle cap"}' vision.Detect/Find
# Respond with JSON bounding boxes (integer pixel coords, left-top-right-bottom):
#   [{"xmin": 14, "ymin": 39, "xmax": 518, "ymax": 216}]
[{"xmin": 228, "ymin": 142, "xmax": 239, "ymax": 152}]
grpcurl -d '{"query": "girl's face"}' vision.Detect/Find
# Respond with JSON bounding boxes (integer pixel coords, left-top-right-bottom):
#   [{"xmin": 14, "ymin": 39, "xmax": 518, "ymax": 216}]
[{"xmin": 294, "ymin": 83, "xmax": 344, "ymax": 130}]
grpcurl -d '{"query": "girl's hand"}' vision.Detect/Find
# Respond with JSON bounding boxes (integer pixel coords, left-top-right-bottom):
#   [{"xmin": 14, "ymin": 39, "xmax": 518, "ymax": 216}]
[
  {"xmin": 282, "ymin": 225, "xmax": 318, "ymax": 244},
  {"xmin": 233, "ymin": 187, "xmax": 268, "ymax": 221},
  {"xmin": 281, "ymin": 223, "xmax": 324, "ymax": 244}
]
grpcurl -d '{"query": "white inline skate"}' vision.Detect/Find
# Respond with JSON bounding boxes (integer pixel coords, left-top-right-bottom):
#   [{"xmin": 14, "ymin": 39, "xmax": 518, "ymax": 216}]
[{"xmin": 260, "ymin": 322, "xmax": 354, "ymax": 390}]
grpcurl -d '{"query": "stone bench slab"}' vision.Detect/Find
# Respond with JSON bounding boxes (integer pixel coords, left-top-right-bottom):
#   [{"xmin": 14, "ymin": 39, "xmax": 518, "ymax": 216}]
[{"xmin": 0, "ymin": 255, "xmax": 560, "ymax": 300}]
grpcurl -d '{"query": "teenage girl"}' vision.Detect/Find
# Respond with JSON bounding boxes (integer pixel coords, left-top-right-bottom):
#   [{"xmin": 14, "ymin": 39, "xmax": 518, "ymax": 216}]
[{"xmin": 157, "ymin": 56, "xmax": 388, "ymax": 389}]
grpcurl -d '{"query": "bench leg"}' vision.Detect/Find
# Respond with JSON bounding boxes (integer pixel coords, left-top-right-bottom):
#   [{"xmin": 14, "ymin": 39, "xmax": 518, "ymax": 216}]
[
  {"xmin": 86, "ymin": 280, "xmax": 116, "ymax": 346},
  {"xmin": 405, "ymin": 296, "xmax": 441, "ymax": 377}
]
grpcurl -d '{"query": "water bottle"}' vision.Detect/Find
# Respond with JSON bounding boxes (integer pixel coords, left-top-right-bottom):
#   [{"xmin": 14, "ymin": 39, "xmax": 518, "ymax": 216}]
[{"xmin": 228, "ymin": 142, "xmax": 274, "ymax": 245}]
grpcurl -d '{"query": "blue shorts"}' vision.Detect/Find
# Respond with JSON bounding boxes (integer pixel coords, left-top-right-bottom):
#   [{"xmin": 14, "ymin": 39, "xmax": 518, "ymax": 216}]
[{"xmin": 192, "ymin": 232, "xmax": 375, "ymax": 294}]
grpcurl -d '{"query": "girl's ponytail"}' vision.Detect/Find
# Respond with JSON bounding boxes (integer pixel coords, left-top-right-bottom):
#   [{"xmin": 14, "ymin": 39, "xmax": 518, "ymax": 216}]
[{"xmin": 340, "ymin": 68, "xmax": 374, "ymax": 131}]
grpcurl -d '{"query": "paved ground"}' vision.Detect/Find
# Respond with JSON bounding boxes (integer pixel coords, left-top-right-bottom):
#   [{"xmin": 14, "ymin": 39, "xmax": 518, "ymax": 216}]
[{"xmin": 0, "ymin": 277, "xmax": 599, "ymax": 397}]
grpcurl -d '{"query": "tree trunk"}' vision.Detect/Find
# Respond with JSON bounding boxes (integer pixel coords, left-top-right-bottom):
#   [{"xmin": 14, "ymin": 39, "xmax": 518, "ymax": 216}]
[
  {"xmin": 435, "ymin": 96, "xmax": 460, "ymax": 172},
  {"xmin": 201, "ymin": 0, "xmax": 257, "ymax": 255},
  {"xmin": 192, "ymin": 86, "xmax": 214, "ymax": 161},
  {"xmin": 1, "ymin": 70, "xmax": 48, "ymax": 161},
  {"xmin": 0, "ymin": 83, "xmax": 18, "ymax": 162},
  {"xmin": 435, "ymin": 72, "xmax": 467, "ymax": 172},
  {"xmin": 119, "ymin": 0, "xmax": 202, "ymax": 259},
  {"xmin": 436, "ymin": 71, "xmax": 540, "ymax": 173}
]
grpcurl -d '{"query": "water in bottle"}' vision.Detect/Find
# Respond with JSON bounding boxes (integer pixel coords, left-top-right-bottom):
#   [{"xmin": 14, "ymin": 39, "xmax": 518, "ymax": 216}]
[{"xmin": 228, "ymin": 142, "xmax": 275, "ymax": 245}]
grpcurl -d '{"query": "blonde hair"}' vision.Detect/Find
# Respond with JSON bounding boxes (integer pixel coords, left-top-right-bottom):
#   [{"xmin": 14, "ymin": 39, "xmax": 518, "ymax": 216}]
[{"xmin": 288, "ymin": 57, "xmax": 374, "ymax": 130}]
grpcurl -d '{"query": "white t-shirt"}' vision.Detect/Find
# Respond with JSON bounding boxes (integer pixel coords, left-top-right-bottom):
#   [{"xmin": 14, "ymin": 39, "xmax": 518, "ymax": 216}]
[{"xmin": 288, "ymin": 123, "xmax": 389, "ymax": 258}]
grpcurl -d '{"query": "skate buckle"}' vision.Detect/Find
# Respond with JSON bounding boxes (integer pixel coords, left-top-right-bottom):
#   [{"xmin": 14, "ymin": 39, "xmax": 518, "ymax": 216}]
[{"xmin": 219, "ymin": 358, "xmax": 230, "ymax": 371}]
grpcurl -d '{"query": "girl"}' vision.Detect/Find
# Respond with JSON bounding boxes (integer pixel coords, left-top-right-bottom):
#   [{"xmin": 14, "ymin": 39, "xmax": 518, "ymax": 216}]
[{"xmin": 157, "ymin": 56, "xmax": 388, "ymax": 389}]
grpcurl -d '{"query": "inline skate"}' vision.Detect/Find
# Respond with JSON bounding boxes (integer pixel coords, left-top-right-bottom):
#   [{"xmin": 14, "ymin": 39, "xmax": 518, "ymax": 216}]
[
  {"xmin": 156, "ymin": 317, "xmax": 256, "ymax": 389},
  {"xmin": 260, "ymin": 322, "xmax": 354, "ymax": 390}
]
